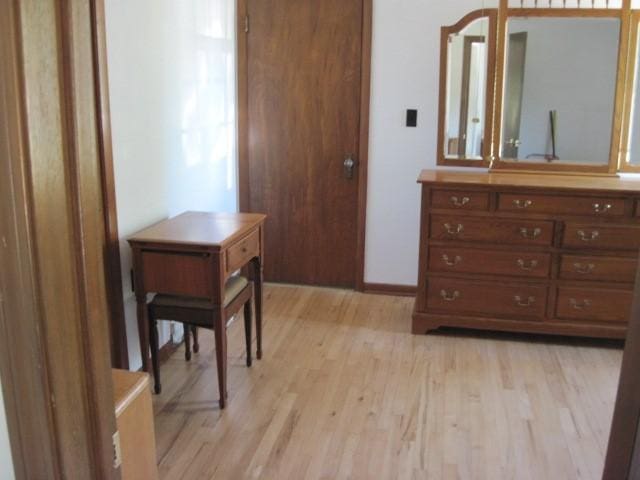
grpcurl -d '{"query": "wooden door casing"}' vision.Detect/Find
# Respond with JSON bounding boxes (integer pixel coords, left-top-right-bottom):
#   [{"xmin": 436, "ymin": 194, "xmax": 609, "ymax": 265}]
[{"xmin": 241, "ymin": 0, "xmax": 370, "ymax": 288}]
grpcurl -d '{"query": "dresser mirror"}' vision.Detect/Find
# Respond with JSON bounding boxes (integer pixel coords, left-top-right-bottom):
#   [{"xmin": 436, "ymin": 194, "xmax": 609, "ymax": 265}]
[
  {"xmin": 621, "ymin": 12, "xmax": 640, "ymax": 171},
  {"xmin": 437, "ymin": 1, "xmax": 636, "ymax": 175},
  {"xmin": 438, "ymin": 10, "xmax": 497, "ymax": 167},
  {"xmin": 499, "ymin": 17, "xmax": 619, "ymax": 166}
]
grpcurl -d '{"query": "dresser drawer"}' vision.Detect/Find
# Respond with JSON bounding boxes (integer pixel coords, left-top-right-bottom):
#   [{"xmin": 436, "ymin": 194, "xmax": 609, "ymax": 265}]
[
  {"xmin": 635, "ymin": 199, "xmax": 640, "ymax": 217},
  {"xmin": 559, "ymin": 255, "xmax": 638, "ymax": 283},
  {"xmin": 498, "ymin": 193, "xmax": 625, "ymax": 217},
  {"xmin": 429, "ymin": 246, "xmax": 550, "ymax": 278},
  {"xmin": 426, "ymin": 278, "xmax": 547, "ymax": 318},
  {"xmin": 555, "ymin": 287, "xmax": 633, "ymax": 323},
  {"xmin": 562, "ymin": 223, "xmax": 640, "ymax": 250},
  {"xmin": 430, "ymin": 215, "xmax": 554, "ymax": 246},
  {"xmin": 226, "ymin": 229, "xmax": 260, "ymax": 273},
  {"xmin": 431, "ymin": 190, "xmax": 490, "ymax": 211}
]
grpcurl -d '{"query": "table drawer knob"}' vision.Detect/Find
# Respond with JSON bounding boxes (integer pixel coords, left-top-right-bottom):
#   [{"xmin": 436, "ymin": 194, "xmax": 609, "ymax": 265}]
[
  {"xmin": 442, "ymin": 254, "xmax": 462, "ymax": 266},
  {"xmin": 514, "ymin": 295, "xmax": 535, "ymax": 307},
  {"xmin": 517, "ymin": 259, "xmax": 539, "ymax": 271},
  {"xmin": 592, "ymin": 203, "xmax": 612, "ymax": 214},
  {"xmin": 440, "ymin": 290, "xmax": 460, "ymax": 302},
  {"xmin": 519, "ymin": 227, "xmax": 542, "ymax": 240},
  {"xmin": 450, "ymin": 196, "xmax": 470, "ymax": 207},
  {"xmin": 512, "ymin": 199, "xmax": 533, "ymax": 209},
  {"xmin": 577, "ymin": 230, "xmax": 599, "ymax": 242},
  {"xmin": 573, "ymin": 262, "xmax": 595, "ymax": 274},
  {"xmin": 570, "ymin": 298, "xmax": 592, "ymax": 310},
  {"xmin": 444, "ymin": 223, "xmax": 464, "ymax": 236}
]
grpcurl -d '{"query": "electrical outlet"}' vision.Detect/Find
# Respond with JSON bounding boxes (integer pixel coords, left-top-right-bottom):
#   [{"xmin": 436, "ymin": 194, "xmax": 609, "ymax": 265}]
[{"xmin": 112, "ymin": 431, "xmax": 122, "ymax": 469}]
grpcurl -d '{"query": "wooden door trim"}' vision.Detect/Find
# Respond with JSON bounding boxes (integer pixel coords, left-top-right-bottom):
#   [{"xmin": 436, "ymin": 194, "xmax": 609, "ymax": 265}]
[
  {"xmin": 91, "ymin": 0, "xmax": 129, "ymax": 370},
  {"xmin": 236, "ymin": 0, "xmax": 373, "ymax": 291},
  {"xmin": 603, "ymin": 257, "xmax": 640, "ymax": 479},
  {"xmin": 1, "ymin": 1, "xmax": 120, "ymax": 477}
]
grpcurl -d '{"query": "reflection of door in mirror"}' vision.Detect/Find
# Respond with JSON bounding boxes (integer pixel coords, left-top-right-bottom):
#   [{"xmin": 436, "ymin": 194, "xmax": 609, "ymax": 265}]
[
  {"xmin": 458, "ymin": 36, "xmax": 486, "ymax": 157},
  {"xmin": 445, "ymin": 17, "xmax": 488, "ymax": 160},
  {"xmin": 501, "ymin": 18, "xmax": 619, "ymax": 165},
  {"xmin": 629, "ymin": 23, "xmax": 640, "ymax": 166},
  {"xmin": 503, "ymin": 32, "xmax": 527, "ymax": 159}
]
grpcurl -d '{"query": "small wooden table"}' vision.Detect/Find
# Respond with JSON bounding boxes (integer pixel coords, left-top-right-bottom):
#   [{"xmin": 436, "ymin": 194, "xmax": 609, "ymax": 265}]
[{"xmin": 128, "ymin": 212, "xmax": 266, "ymax": 375}]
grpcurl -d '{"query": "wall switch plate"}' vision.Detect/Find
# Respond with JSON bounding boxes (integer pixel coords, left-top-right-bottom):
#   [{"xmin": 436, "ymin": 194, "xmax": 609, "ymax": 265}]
[{"xmin": 406, "ymin": 109, "xmax": 418, "ymax": 127}]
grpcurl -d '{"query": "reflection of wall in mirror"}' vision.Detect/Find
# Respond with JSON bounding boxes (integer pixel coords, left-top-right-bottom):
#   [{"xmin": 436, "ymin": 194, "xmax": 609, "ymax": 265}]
[
  {"xmin": 445, "ymin": 19, "xmax": 488, "ymax": 157},
  {"xmin": 507, "ymin": 18, "xmax": 618, "ymax": 163},
  {"xmin": 630, "ymin": 56, "xmax": 640, "ymax": 164}
]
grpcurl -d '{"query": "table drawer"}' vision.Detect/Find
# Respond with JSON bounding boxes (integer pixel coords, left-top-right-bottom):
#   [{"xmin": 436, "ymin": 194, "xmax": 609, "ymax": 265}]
[
  {"xmin": 555, "ymin": 287, "xmax": 633, "ymax": 323},
  {"xmin": 431, "ymin": 190, "xmax": 490, "ymax": 211},
  {"xmin": 498, "ymin": 193, "xmax": 625, "ymax": 217},
  {"xmin": 226, "ymin": 229, "xmax": 260, "ymax": 273},
  {"xmin": 559, "ymin": 255, "xmax": 638, "ymax": 283},
  {"xmin": 428, "ymin": 247, "xmax": 550, "ymax": 278},
  {"xmin": 141, "ymin": 250, "xmax": 213, "ymax": 298},
  {"xmin": 430, "ymin": 215, "xmax": 554, "ymax": 246},
  {"xmin": 562, "ymin": 223, "xmax": 640, "ymax": 250},
  {"xmin": 426, "ymin": 278, "xmax": 547, "ymax": 318}
]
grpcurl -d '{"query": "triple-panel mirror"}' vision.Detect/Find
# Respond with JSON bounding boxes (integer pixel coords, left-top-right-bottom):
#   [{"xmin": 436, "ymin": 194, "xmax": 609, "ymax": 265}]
[{"xmin": 438, "ymin": 5, "xmax": 635, "ymax": 174}]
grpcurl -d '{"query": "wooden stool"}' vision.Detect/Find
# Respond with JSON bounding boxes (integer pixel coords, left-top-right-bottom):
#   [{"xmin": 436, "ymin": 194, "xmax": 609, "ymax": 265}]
[{"xmin": 148, "ymin": 275, "xmax": 261, "ymax": 409}]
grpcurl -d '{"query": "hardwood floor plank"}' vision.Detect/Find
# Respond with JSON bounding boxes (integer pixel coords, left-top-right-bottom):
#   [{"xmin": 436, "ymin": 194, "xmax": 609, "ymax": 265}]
[{"xmin": 152, "ymin": 284, "xmax": 622, "ymax": 479}]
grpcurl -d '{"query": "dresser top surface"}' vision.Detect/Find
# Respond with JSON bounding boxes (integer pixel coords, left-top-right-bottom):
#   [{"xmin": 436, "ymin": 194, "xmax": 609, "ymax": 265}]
[
  {"xmin": 128, "ymin": 211, "xmax": 266, "ymax": 248},
  {"xmin": 418, "ymin": 170, "xmax": 640, "ymax": 194}
]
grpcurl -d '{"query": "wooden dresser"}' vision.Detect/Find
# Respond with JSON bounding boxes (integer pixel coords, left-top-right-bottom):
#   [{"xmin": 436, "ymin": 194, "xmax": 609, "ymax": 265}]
[{"xmin": 414, "ymin": 170, "xmax": 640, "ymax": 339}]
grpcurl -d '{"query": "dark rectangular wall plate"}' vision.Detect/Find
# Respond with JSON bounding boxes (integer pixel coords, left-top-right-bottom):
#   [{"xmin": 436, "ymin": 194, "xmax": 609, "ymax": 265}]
[{"xmin": 406, "ymin": 109, "xmax": 418, "ymax": 127}]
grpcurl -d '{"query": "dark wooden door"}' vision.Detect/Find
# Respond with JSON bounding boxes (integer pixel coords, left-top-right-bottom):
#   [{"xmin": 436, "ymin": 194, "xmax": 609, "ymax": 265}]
[{"xmin": 246, "ymin": 0, "xmax": 364, "ymax": 287}]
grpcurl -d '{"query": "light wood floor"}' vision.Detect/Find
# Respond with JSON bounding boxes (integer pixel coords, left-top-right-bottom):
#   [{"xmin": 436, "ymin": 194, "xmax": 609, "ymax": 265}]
[{"xmin": 152, "ymin": 284, "xmax": 623, "ymax": 480}]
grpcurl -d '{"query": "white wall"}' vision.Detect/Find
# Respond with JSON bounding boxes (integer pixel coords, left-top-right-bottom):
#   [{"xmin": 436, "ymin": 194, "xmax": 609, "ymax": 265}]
[
  {"xmin": 0, "ymin": 381, "xmax": 15, "ymax": 480},
  {"xmin": 364, "ymin": 0, "xmax": 497, "ymax": 286},
  {"xmin": 105, "ymin": 0, "xmax": 238, "ymax": 369},
  {"xmin": 509, "ymin": 18, "xmax": 619, "ymax": 163}
]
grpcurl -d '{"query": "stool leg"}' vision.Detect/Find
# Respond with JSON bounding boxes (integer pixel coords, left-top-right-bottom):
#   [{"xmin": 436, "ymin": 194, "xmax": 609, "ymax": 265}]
[
  {"xmin": 149, "ymin": 316, "xmax": 161, "ymax": 394},
  {"xmin": 192, "ymin": 326, "xmax": 199, "ymax": 353},
  {"xmin": 244, "ymin": 299, "xmax": 253, "ymax": 367},
  {"xmin": 214, "ymin": 312, "xmax": 227, "ymax": 409},
  {"xmin": 184, "ymin": 323, "xmax": 192, "ymax": 362}
]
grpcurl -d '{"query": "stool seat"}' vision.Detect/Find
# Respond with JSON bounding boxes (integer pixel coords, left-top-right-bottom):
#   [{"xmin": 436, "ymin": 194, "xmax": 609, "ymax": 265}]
[
  {"xmin": 151, "ymin": 276, "xmax": 249, "ymax": 310},
  {"xmin": 147, "ymin": 274, "xmax": 260, "ymax": 408}
]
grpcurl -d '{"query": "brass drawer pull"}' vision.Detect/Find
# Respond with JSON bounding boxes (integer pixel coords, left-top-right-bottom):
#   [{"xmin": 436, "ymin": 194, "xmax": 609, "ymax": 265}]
[
  {"xmin": 514, "ymin": 295, "xmax": 535, "ymax": 307},
  {"xmin": 570, "ymin": 298, "xmax": 592, "ymax": 310},
  {"xmin": 519, "ymin": 227, "xmax": 542, "ymax": 240},
  {"xmin": 592, "ymin": 203, "xmax": 612, "ymax": 214},
  {"xmin": 573, "ymin": 262, "xmax": 595, "ymax": 274},
  {"xmin": 444, "ymin": 223, "xmax": 464, "ymax": 236},
  {"xmin": 577, "ymin": 230, "xmax": 600, "ymax": 242},
  {"xmin": 517, "ymin": 259, "xmax": 539, "ymax": 271},
  {"xmin": 512, "ymin": 199, "xmax": 533, "ymax": 209},
  {"xmin": 442, "ymin": 254, "xmax": 462, "ymax": 266},
  {"xmin": 450, "ymin": 196, "xmax": 470, "ymax": 207},
  {"xmin": 440, "ymin": 290, "xmax": 460, "ymax": 302}
]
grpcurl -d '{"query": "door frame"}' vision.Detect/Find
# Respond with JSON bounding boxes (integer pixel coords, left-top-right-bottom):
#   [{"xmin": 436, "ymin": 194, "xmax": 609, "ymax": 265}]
[
  {"xmin": 0, "ymin": 0, "xmax": 120, "ymax": 477},
  {"xmin": 236, "ymin": 0, "xmax": 373, "ymax": 291},
  {"xmin": 603, "ymin": 258, "xmax": 640, "ymax": 479}
]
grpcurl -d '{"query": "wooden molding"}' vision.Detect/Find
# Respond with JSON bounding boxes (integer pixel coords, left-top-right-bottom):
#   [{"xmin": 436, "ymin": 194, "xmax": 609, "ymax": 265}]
[
  {"xmin": 91, "ymin": 0, "xmax": 129, "ymax": 370},
  {"xmin": 362, "ymin": 283, "xmax": 417, "ymax": 297},
  {"xmin": 0, "ymin": 1, "xmax": 121, "ymax": 477}
]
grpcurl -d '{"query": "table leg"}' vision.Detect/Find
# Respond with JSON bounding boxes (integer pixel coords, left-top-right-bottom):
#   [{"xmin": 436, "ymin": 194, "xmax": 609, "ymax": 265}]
[
  {"xmin": 214, "ymin": 311, "xmax": 227, "ymax": 409},
  {"xmin": 251, "ymin": 257, "xmax": 263, "ymax": 360},
  {"xmin": 136, "ymin": 295, "xmax": 151, "ymax": 373}
]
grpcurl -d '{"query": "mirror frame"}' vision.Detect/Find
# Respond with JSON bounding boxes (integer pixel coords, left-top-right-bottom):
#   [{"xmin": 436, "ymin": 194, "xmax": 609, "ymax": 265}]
[
  {"xmin": 437, "ymin": 9, "xmax": 498, "ymax": 167},
  {"xmin": 437, "ymin": 0, "xmax": 635, "ymax": 176},
  {"xmin": 620, "ymin": 10, "xmax": 640, "ymax": 173}
]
